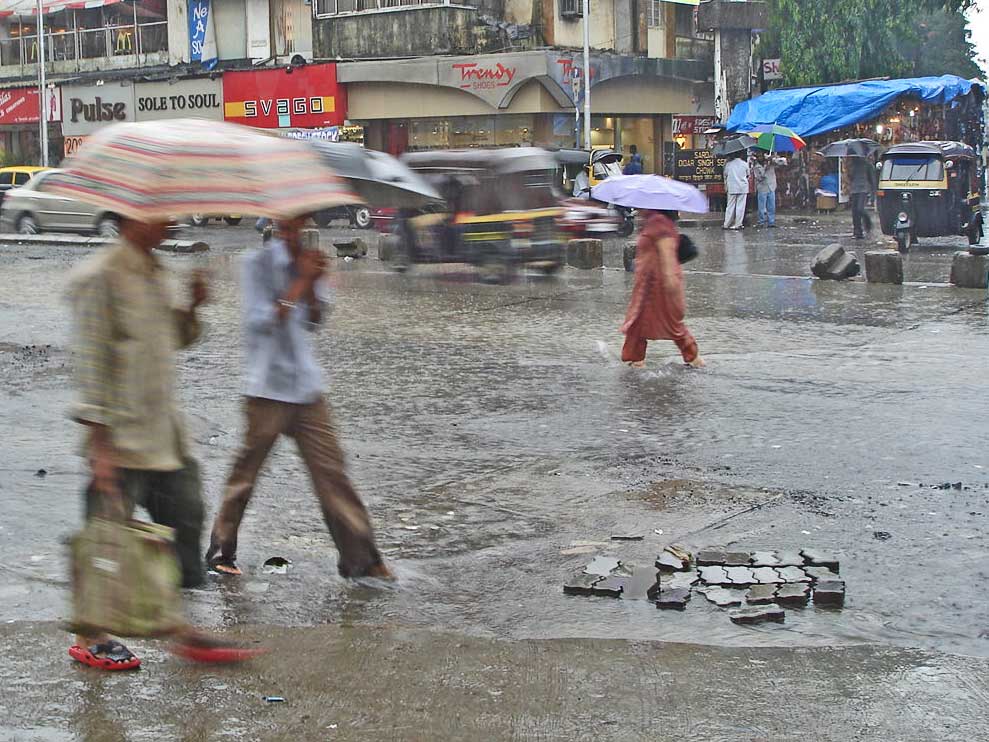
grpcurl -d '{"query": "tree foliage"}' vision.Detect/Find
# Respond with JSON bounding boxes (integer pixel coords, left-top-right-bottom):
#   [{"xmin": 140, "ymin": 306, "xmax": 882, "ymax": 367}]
[{"xmin": 761, "ymin": 0, "xmax": 980, "ymax": 86}]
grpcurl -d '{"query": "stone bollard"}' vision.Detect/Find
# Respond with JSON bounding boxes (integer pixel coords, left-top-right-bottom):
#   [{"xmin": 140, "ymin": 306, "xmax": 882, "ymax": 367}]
[
  {"xmin": 300, "ymin": 228, "xmax": 320, "ymax": 252},
  {"xmin": 949, "ymin": 251, "xmax": 989, "ymax": 289},
  {"xmin": 623, "ymin": 242, "xmax": 636, "ymax": 272},
  {"xmin": 864, "ymin": 250, "xmax": 903, "ymax": 285},
  {"xmin": 567, "ymin": 239, "xmax": 603, "ymax": 270},
  {"xmin": 378, "ymin": 235, "xmax": 396, "ymax": 262},
  {"xmin": 811, "ymin": 243, "xmax": 860, "ymax": 280}
]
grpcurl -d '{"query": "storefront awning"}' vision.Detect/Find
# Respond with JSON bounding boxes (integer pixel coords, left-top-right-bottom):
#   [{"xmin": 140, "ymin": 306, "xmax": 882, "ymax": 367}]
[
  {"xmin": 0, "ymin": 0, "xmax": 125, "ymax": 18},
  {"xmin": 726, "ymin": 75, "xmax": 986, "ymax": 139}
]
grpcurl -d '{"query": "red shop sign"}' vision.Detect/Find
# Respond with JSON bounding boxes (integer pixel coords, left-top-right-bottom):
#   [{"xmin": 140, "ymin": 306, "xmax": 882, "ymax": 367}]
[
  {"xmin": 672, "ymin": 115, "xmax": 718, "ymax": 136},
  {"xmin": 0, "ymin": 88, "xmax": 40, "ymax": 125},
  {"xmin": 222, "ymin": 64, "xmax": 346, "ymax": 129}
]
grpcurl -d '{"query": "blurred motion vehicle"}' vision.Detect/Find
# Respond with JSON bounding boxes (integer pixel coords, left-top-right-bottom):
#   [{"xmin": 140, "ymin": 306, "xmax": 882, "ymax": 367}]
[
  {"xmin": 396, "ymin": 148, "xmax": 565, "ymax": 283},
  {"xmin": 312, "ymin": 204, "xmax": 372, "ymax": 229},
  {"xmin": 0, "ymin": 169, "xmax": 122, "ymax": 237},
  {"xmin": 553, "ymin": 148, "xmax": 634, "ymax": 236},
  {"xmin": 557, "ymin": 197, "xmax": 621, "ymax": 237},
  {"xmin": 0, "ymin": 166, "xmax": 49, "ymax": 209}
]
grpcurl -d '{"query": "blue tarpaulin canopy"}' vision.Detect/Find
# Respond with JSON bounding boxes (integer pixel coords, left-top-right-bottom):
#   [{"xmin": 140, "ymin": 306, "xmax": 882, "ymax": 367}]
[{"xmin": 726, "ymin": 75, "xmax": 986, "ymax": 139}]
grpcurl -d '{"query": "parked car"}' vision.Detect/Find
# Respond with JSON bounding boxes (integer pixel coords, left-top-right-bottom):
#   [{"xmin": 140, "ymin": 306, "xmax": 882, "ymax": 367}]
[
  {"xmin": 189, "ymin": 214, "xmax": 243, "ymax": 227},
  {"xmin": 0, "ymin": 166, "xmax": 50, "ymax": 209},
  {"xmin": 0, "ymin": 168, "xmax": 122, "ymax": 237},
  {"xmin": 312, "ymin": 204, "xmax": 372, "ymax": 229}
]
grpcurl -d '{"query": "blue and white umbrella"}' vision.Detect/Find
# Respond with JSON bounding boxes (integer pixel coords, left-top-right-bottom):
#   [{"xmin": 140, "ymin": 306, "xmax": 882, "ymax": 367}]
[{"xmin": 592, "ymin": 174, "xmax": 709, "ymax": 213}]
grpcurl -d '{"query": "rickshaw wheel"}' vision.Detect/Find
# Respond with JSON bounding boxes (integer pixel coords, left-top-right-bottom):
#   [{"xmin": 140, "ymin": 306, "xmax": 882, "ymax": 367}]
[{"xmin": 479, "ymin": 251, "xmax": 514, "ymax": 284}]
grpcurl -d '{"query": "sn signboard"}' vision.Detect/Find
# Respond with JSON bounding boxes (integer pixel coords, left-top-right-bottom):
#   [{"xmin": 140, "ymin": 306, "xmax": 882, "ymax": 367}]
[{"xmin": 763, "ymin": 58, "xmax": 782, "ymax": 81}]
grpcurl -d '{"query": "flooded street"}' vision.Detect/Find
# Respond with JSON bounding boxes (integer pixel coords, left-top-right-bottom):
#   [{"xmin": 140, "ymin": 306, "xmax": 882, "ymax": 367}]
[{"xmin": 1, "ymin": 218, "xmax": 988, "ymax": 739}]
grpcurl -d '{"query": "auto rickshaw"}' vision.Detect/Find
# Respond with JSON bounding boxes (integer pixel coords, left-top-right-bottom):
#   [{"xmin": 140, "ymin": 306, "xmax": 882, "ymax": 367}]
[
  {"xmin": 551, "ymin": 147, "xmax": 634, "ymax": 236},
  {"xmin": 877, "ymin": 141, "xmax": 984, "ymax": 253},
  {"xmin": 395, "ymin": 148, "xmax": 565, "ymax": 283}
]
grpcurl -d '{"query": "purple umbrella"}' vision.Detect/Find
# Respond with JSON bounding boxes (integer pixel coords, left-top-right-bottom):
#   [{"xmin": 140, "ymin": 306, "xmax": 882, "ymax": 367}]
[{"xmin": 591, "ymin": 174, "xmax": 709, "ymax": 213}]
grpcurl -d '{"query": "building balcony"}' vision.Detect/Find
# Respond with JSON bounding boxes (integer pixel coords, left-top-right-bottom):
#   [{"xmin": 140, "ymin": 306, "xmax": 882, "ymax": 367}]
[
  {"xmin": 0, "ymin": 22, "xmax": 168, "ymax": 80},
  {"xmin": 675, "ymin": 35, "xmax": 714, "ymax": 65}
]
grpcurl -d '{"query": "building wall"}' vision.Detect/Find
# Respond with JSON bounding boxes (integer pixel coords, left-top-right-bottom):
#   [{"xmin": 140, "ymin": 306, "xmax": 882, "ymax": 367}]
[
  {"xmin": 552, "ymin": 0, "xmax": 616, "ymax": 50},
  {"xmin": 314, "ymin": 7, "xmax": 503, "ymax": 60},
  {"xmin": 346, "ymin": 78, "xmax": 565, "ymax": 120},
  {"xmin": 589, "ymin": 74, "xmax": 697, "ymax": 114},
  {"xmin": 213, "ymin": 0, "xmax": 248, "ymax": 60}
]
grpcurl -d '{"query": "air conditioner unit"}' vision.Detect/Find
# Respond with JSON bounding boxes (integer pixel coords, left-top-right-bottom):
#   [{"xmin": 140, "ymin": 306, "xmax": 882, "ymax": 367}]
[{"xmin": 560, "ymin": 0, "xmax": 582, "ymax": 19}]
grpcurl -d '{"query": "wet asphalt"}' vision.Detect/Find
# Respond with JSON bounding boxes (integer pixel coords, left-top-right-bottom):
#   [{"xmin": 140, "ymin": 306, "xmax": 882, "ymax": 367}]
[{"xmin": 0, "ymin": 214, "xmax": 987, "ymax": 739}]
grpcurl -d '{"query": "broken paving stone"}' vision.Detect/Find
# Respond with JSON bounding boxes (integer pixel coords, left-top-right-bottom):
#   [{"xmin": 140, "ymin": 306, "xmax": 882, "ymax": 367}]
[
  {"xmin": 723, "ymin": 552, "xmax": 752, "ymax": 566},
  {"xmin": 584, "ymin": 557, "xmax": 622, "ymax": 577},
  {"xmin": 699, "ymin": 587, "xmax": 743, "ymax": 608},
  {"xmin": 803, "ymin": 566, "xmax": 841, "ymax": 583},
  {"xmin": 662, "ymin": 571, "xmax": 699, "ymax": 591},
  {"xmin": 610, "ymin": 534, "xmax": 644, "ymax": 541},
  {"xmin": 800, "ymin": 549, "xmax": 840, "ymax": 572},
  {"xmin": 622, "ymin": 566, "xmax": 660, "ymax": 600},
  {"xmin": 723, "ymin": 566, "xmax": 757, "ymax": 586},
  {"xmin": 775, "ymin": 583, "xmax": 811, "ymax": 608},
  {"xmin": 749, "ymin": 551, "xmax": 781, "ymax": 567},
  {"xmin": 696, "ymin": 550, "xmax": 727, "ymax": 566},
  {"xmin": 774, "ymin": 551, "xmax": 806, "ymax": 567},
  {"xmin": 749, "ymin": 567, "xmax": 785, "ymax": 585},
  {"xmin": 698, "ymin": 565, "xmax": 730, "ymax": 585},
  {"xmin": 813, "ymin": 580, "xmax": 846, "ymax": 608},
  {"xmin": 589, "ymin": 576, "xmax": 626, "ymax": 598},
  {"xmin": 563, "ymin": 573, "xmax": 603, "ymax": 596},
  {"xmin": 745, "ymin": 584, "xmax": 778, "ymax": 605},
  {"xmin": 730, "ymin": 606, "xmax": 786, "ymax": 625},
  {"xmin": 775, "ymin": 566, "xmax": 811, "ymax": 584},
  {"xmin": 656, "ymin": 551, "xmax": 688, "ymax": 572},
  {"xmin": 655, "ymin": 588, "xmax": 691, "ymax": 611}
]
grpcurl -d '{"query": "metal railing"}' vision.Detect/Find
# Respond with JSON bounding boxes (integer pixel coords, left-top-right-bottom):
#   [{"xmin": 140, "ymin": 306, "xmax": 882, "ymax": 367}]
[
  {"xmin": 0, "ymin": 21, "xmax": 167, "ymax": 66},
  {"xmin": 316, "ymin": 0, "xmax": 440, "ymax": 16}
]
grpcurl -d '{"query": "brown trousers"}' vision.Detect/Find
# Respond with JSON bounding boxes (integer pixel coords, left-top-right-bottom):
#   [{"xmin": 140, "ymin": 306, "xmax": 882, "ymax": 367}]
[{"xmin": 208, "ymin": 396, "xmax": 382, "ymax": 578}]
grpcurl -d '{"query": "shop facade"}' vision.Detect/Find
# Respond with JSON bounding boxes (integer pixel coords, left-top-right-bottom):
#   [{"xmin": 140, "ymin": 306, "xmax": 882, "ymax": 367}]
[
  {"xmin": 338, "ymin": 51, "xmax": 712, "ymax": 175},
  {"xmin": 0, "ymin": 85, "xmax": 61, "ymax": 164}
]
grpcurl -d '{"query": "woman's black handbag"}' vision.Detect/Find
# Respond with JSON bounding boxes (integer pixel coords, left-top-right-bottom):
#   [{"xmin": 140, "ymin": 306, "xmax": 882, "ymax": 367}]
[{"xmin": 678, "ymin": 234, "xmax": 699, "ymax": 264}]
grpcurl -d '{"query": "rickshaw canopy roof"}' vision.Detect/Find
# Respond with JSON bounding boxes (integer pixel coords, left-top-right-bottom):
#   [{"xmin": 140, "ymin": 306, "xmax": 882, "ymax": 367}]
[
  {"xmin": 552, "ymin": 148, "xmax": 592, "ymax": 166},
  {"xmin": 401, "ymin": 148, "xmax": 559, "ymax": 175},
  {"xmin": 882, "ymin": 141, "xmax": 976, "ymax": 160}
]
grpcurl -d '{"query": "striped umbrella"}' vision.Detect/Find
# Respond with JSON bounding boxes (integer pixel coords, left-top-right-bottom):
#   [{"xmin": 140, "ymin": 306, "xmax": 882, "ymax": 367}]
[
  {"xmin": 739, "ymin": 124, "xmax": 807, "ymax": 153},
  {"xmin": 41, "ymin": 119, "xmax": 361, "ymax": 221}
]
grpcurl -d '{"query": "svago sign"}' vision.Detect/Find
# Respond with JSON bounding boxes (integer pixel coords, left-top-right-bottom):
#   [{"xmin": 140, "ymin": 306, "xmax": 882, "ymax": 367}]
[{"xmin": 222, "ymin": 65, "xmax": 346, "ymax": 130}]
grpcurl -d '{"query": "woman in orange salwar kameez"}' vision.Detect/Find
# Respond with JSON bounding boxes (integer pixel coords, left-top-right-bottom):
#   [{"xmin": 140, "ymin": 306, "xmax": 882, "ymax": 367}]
[{"xmin": 621, "ymin": 210, "xmax": 704, "ymax": 368}]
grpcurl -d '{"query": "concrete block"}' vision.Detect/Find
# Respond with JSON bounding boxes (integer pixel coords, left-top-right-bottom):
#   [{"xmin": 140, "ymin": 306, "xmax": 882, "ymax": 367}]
[
  {"xmin": 775, "ymin": 583, "xmax": 811, "ymax": 608},
  {"xmin": 334, "ymin": 238, "xmax": 368, "ymax": 258},
  {"xmin": 812, "ymin": 244, "xmax": 860, "ymax": 280},
  {"xmin": 865, "ymin": 251, "xmax": 903, "ymax": 285},
  {"xmin": 379, "ymin": 235, "xmax": 396, "ymax": 262},
  {"xmin": 623, "ymin": 242, "xmax": 636, "ymax": 272},
  {"xmin": 730, "ymin": 606, "xmax": 785, "ymax": 625},
  {"xmin": 655, "ymin": 588, "xmax": 691, "ymax": 610},
  {"xmin": 813, "ymin": 580, "xmax": 846, "ymax": 608},
  {"xmin": 566, "ymin": 239, "xmax": 603, "ymax": 270},
  {"xmin": 745, "ymin": 585, "xmax": 778, "ymax": 605},
  {"xmin": 300, "ymin": 228, "xmax": 320, "ymax": 252},
  {"xmin": 950, "ymin": 251, "xmax": 989, "ymax": 289},
  {"xmin": 801, "ymin": 550, "xmax": 840, "ymax": 573},
  {"xmin": 699, "ymin": 586, "xmax": 743, "ymax": 608},
  {"xmin": 563, "ymin": 573, "xmax": 602, "ymax": 596},
  {"xmin": 583, "ymin": 557, "xmax": 622, "ymax": 577}
]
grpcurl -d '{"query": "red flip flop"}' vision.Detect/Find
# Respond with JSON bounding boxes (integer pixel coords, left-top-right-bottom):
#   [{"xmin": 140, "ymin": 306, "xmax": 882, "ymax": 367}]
[
  {"xmin": 69, "ymin": 641, "xmax": 141, "ymax": 671},
  {"xmin": 169, "ymin": 638, "xmax": 267, "ymax": 665}
]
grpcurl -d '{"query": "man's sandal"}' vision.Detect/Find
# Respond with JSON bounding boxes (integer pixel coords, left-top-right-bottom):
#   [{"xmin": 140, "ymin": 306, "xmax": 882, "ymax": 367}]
[
  {"xmin": 69, "ymin": 641, "xmax": 141, "ymax": 671},
  {"xmin": 169, "ymin": 634, "xmax": 266, "ymax": 664}
]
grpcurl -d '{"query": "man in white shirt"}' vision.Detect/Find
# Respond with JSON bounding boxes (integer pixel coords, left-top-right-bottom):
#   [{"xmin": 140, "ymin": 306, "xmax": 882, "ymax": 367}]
[{"xmin": 723, "ymin": 153, "xmax": 750, "ymax": 230}]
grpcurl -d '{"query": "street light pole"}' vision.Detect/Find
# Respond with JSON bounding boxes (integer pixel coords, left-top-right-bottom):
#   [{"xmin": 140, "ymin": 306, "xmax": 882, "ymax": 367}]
[
  {"xmin": 581, "ymin": 0, "xmax": 591, "ymax": 151},
  {"xmin": 36, "ymin": 0, "xmax": 49, "ymax": 167}
]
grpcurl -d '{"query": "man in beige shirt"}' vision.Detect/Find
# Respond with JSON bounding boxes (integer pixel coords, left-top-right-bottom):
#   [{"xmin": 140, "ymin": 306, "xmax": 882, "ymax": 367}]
[{"xmin": 67, "ymin": 218, "xmax": 207, "ymax": 669}]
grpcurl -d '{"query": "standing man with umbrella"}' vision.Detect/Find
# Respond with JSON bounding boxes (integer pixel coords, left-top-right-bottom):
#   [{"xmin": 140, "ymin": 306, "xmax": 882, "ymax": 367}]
[
  {"xmin": 820, "ymin": 139, "xmax": 881, "ymax": 240},
  {"xmin": 753, "ymin": 151, "xmax": 787, "ymax": 228},
  {"xmin": 723, "ymin": 152, "xmax": 750, "ymax": 230}
]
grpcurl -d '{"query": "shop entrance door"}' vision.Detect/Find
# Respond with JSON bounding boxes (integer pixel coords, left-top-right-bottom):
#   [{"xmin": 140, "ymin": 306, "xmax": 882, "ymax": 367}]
[{"xmin": 386, "ymin": 123, "xmax": 409, "ymax": 157}]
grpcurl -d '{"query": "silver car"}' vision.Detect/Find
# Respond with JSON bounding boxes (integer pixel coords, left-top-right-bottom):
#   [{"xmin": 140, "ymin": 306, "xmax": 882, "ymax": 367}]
[{"xmin": 0, "ymin": 169, "xmax": 120, "ymax": 237}]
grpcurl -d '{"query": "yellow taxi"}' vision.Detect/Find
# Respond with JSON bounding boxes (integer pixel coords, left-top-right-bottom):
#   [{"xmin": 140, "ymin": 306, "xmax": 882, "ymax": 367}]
[{"xmin": 0, "ymin": 166, "xmax": 50, "ymax": 206}]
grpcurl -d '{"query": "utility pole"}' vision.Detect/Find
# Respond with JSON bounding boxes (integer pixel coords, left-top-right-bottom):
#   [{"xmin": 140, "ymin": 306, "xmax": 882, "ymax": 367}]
[
  {"xmin": 36, "ymin": 0, "xmax": 49, "ymax": 167},
  {"xmin": 581, "ymin": 0, "xmax": 591, "ymax": 151}
]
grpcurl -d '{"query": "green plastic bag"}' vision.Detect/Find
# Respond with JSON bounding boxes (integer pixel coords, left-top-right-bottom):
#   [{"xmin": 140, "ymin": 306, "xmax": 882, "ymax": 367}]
[{"xmin": 69, "ymin": 518, "xmax": 184, "ymax": 638}]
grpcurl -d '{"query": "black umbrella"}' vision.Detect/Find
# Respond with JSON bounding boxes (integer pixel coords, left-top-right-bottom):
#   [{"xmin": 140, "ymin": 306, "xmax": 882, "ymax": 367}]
[
  {"xmin": 712, "ymin": 135, "xmax": 756, "ymax": 156},
  {"xmin": 819, "ymin": 138, "xmax": 880, "ymax": 158}
]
